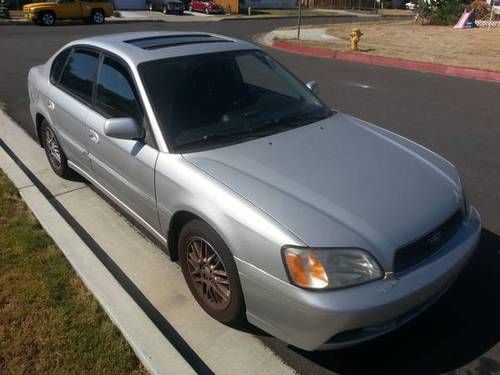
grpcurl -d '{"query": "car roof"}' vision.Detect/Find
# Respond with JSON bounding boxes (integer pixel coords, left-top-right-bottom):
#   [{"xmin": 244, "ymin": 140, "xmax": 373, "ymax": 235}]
[{"xmin": 66, "ymin": 31, "xmax": 259, "ymax": 66}]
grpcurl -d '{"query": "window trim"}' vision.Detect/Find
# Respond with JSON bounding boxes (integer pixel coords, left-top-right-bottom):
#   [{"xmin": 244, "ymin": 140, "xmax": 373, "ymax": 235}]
[{"xmin": 50, "ymin": 44, "xmax": 158, "ymax": 149}]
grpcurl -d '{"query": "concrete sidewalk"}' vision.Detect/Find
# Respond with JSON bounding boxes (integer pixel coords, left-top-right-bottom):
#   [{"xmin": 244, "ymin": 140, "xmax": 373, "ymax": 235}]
[{"xmin": 0, "ymin": 109, "xmax": 295, "ymax": 374}]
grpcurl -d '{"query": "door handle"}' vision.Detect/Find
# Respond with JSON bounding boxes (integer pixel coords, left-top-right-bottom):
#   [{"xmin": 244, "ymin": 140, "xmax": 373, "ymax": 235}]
[
  {"xmin": 88, "ymin": 129, "xmax": 99, "ymax": 144},
  {"xmin": 47, "ymin": 99, "xmax": 55, "ymax": 111}
]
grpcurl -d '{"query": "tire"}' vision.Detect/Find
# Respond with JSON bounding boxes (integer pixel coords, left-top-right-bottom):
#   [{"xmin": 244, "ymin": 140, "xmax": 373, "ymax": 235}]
[
  {"xmin": 178, "ymin": 220, "xmax": 245, "ymax": 325},
  {"xmin": 90, "ymin": 9, "xmax": 105, "ymax": 24},
  {"xmin": 41, "ymin": 120, "xmax": 74, "ymax": 179},
  {"xmin": 39, "ymin": 11, "xmax": 56, "ymax": 26},
  {"xmin": 148, "ymin": 2, "xmax": 153, "ymax": 10}
]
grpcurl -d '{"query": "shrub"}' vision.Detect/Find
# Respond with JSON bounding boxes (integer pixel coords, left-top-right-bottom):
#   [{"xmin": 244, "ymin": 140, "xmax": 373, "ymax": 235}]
[
  {"xmin": 112, "ymin": 10, "xmax": 121, "ymax": 17},
  {"xmin": 417, "ymin": 0, "xmax": 465, "ymax": 25}
]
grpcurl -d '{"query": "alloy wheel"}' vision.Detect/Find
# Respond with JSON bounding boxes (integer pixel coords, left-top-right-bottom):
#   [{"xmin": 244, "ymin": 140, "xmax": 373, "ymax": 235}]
[
  {"xmin": 93, "ymin": 11, "xmax": 104, "ymax": 24},
  {"xmin": 44, "ymin": 127, "xmax": 61, "ymax": 168},
  {"xmin": 42, "ymin": 12, "xmax": 54, "ymax": 25},
  {"xmin": 185, "ymin": 236, "xmax": 231, "ymax": 310}
]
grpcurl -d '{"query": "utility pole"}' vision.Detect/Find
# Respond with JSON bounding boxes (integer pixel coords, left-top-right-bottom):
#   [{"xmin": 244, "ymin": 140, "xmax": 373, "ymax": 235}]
[{"xmin": 297, "ymin": 0, "xmax": 303, "ymax": 39}]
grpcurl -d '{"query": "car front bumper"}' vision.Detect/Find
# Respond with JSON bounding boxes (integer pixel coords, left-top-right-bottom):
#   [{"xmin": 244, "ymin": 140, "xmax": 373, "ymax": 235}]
[{"xmin": 236, "ymin": 207, "xmax": 481, "ymax": 351}]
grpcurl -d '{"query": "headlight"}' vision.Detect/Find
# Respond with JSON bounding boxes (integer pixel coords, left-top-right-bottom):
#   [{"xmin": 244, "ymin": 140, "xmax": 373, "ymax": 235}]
[{"xmin": 282, "ymin": 247, "xmax": 383, "ymax": 290}]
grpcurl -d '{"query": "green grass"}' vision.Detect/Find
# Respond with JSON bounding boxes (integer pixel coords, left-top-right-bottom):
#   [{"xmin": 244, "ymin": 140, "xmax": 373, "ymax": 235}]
[{"xmin": 0, "ymin": 169, "xmax": 147, "ymax": 374}]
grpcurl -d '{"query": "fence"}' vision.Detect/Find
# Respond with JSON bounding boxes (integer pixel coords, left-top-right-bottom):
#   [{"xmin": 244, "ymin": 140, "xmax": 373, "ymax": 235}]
[{"xmin": 302, "ymin": 0, "xmax": 376, "ymax": 10}]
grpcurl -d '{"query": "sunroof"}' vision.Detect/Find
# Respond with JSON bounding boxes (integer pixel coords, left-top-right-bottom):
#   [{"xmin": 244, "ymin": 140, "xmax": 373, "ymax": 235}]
[{"xmin": 125, "ymin": 34, "xmax": 232, "ymax": 50}]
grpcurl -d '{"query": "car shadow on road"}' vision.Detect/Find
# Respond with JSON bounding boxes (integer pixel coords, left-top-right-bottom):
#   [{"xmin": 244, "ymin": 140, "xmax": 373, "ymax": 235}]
[{"xmin": 257, "ymin": 228, "xmax": 500, "ymax": 375}]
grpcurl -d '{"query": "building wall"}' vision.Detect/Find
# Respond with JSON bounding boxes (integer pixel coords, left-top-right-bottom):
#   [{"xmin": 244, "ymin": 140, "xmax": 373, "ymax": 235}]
[
  {"xmin": 113, "ymin": 0, "xmax": 146, "ymax": 10},
  {"xmin": 240, "ymin": 0, "xmax": 296, "ymax": 9}
]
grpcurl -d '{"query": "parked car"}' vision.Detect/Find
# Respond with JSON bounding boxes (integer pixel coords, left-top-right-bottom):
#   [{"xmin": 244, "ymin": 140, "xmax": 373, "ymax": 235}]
[
  {"xmin": 23, "ymin": 0, "xmax": 113, "ymax": 26},
  {"xmin": 188, "ymin": 0, "xmax": 221, "ymax": 14},
  {"xmin": 27, "ymin": 32, "xmax": 481, "ymax": 351},
  {"xmin": 147, "ymin": 0, "xmax": 184, "ymax": 14}
]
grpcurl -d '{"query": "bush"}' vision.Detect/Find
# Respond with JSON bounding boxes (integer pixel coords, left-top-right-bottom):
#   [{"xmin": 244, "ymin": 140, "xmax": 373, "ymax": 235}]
[
  {"xmin": 417, "ymin": 0, "xmax": 464, "ymax": 25},
  {"xmin": 112, "ymin": 10, "xmax": 121, "ymax": 17}
]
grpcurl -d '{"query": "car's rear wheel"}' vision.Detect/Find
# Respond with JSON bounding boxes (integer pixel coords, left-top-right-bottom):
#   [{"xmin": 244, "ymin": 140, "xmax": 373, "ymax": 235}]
[
  {"xmin": 41, "ymin": 120, "xmax": 74, "ymax": 178},
  {"xmin": 178, "ymin": 220, "xmax": 245, "ymax": 325},
  {"xmin": 39, "ymin": 11, "xmax": 56, "ymax": 26},
  {"xmin": 90, "ymin": 9, "xmax": 105, "ymax": 24}
]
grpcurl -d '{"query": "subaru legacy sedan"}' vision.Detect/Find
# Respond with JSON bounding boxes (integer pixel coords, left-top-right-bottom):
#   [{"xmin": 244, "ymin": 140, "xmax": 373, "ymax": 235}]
[{"xmin": 28, "ymin": 32, "xmax": 481, "ymax": 351}]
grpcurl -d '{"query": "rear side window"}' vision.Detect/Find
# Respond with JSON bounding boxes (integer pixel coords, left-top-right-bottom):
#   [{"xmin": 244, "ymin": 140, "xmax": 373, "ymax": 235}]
[
  {"xmin": 50, "ymin": 48, "xmax": 71, "ymax": 84},
  {"xmin": 95, "ymin": 57, "xmax": 141, "ymax": 121},
  {"xmin": 59, "ymin": 49, "xmax": 99, "ymax": 103}
]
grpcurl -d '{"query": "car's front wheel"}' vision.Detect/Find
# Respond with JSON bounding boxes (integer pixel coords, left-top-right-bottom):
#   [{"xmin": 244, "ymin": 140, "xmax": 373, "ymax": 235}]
[
  {"xmin": 41, "ymin": 120, "xmax": 74, "ymax": 178},
  {"xmin": 39, "ymin": 11, "xmax": 56, "ymax": 26},
  {"xmin": 178, "ymin": 220, "xmax": 245, "ymax": 325}
]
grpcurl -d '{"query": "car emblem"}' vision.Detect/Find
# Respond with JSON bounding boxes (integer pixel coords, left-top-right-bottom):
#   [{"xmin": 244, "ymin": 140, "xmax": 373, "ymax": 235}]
[{"xmin": 429, "ymin": 230, "xmax": 442, "ymax": 245}]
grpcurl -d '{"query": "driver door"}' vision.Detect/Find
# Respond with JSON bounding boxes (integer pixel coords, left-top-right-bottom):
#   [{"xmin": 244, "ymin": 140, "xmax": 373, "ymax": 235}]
[{"xmin": 86, "ymin": 53, "xmax": 161, "ymax": 231}]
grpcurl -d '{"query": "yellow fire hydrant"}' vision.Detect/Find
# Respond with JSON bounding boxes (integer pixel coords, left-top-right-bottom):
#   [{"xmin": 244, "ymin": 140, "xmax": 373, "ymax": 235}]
[{"xmin": 350, "ymin": 28, "xmax": 363, "ymax": 51}]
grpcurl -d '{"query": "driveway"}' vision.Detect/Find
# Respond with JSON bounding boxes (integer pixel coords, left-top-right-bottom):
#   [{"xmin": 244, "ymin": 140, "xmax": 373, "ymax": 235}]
[{"xmin": 0, "ymin": 19, "xmax": 499, "ymax": 374}]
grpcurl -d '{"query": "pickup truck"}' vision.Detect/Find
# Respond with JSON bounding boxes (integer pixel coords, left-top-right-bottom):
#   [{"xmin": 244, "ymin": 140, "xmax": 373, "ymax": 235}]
[{"xmin": 23, "ymin": 0, "xmax": 113, "ymax": 26}]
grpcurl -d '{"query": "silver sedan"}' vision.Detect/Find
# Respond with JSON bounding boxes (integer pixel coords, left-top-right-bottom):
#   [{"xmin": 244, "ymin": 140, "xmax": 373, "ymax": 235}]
[{"xmin": 28, "ymin": 32, "xmax": 481, "ymax": 351}]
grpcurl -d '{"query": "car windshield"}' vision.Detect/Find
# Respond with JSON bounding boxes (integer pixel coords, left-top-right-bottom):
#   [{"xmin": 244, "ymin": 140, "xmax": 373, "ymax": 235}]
[{"xmin": 139, "ymin": 50, "xmax": 333, "ymax": 153}]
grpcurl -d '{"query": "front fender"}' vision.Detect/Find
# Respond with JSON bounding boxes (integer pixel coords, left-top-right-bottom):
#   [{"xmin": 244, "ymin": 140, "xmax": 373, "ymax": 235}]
[{"xmin": 154, "ymin": 152, "xmax": 305, "ymax": 281}]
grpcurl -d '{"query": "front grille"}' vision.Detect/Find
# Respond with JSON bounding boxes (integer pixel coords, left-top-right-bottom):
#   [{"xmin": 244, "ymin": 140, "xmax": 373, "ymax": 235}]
[{"xmin": 393, "ymin": 210, "xmax": 463, "ymax": 273}]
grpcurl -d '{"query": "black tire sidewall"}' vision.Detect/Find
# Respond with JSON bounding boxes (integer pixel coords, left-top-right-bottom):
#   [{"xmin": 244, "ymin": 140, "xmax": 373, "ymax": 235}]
[{"xmin": 178, "ymin": 220, "xmax": 245, "ymax": 325}]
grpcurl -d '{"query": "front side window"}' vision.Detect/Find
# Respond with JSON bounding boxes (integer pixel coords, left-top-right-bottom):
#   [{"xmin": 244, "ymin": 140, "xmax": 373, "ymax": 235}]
[
  {"xmin": 139, "ymin": 50, "xmax": 332, "ymax": 153},
  {"xmin": 95, "ymin": 57, "xmax": 141, "ymax": 121},
  {"xmin": 59, "ymin": 49, "xmax": 99, "ymax": 103}
]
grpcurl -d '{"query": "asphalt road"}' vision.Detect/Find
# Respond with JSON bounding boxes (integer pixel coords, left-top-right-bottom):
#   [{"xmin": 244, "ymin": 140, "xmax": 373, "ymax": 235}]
[{"xmin": 1, "ymin": 18, "xmax": 499, "ymax": 375}]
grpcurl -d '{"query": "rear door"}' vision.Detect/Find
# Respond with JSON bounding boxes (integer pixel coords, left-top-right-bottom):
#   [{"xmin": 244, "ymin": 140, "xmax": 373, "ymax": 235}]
[
  {"xmin": 48, "ymin": 47, "xmax": 99, "ymax": 173},
  {"xmin": 86, "ymin": 54, "xmax": 161, "ymax": 231}
]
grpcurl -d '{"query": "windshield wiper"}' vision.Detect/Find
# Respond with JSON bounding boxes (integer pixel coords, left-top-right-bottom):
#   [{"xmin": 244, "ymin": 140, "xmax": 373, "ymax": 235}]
[
  {"xmin": 249, "ymin": 109, "xmax": 331, "ymax": 135},
  {"xmin": 175, "ymin": 129, "xmax": 259, "ymax": 150}
]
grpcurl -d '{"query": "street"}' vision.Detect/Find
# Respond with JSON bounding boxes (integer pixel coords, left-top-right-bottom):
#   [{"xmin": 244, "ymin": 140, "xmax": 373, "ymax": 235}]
[{"xmin": 0, "ymin": 18, "xmax": 499, "ymax": 374}]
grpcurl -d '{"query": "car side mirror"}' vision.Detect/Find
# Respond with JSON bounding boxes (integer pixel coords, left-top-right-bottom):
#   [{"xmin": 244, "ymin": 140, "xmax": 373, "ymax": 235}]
[
  {"xmin": 104, "ymin": 118, "xmax": 144, "ymax": 140},
  {"xmin": 306, "ymin": 81, "xmax": 319, "ymax": 94}
]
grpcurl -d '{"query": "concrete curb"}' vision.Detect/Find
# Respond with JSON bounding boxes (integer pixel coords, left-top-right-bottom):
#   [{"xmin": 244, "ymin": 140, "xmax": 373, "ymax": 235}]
[
  {"xmin": 272, "ymin": 39, "xmax": 500, "ymax": 84},
  {"xmin": 0, "ymin": 110, "xmax": 195, "ymax": 375}
]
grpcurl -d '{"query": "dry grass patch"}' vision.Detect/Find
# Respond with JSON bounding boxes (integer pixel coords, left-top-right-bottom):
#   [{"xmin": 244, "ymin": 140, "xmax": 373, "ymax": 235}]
[
  {"xmin": 280, "ymin": 21, "xmax": 500, "ymax": 72},
  {"xmin": 0, "ymin": 170, "xmax": 147, "ymax": 374}
]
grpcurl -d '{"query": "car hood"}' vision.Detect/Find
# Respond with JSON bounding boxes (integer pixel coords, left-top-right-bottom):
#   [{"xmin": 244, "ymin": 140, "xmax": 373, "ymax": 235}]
[{"xmin": 183, "ymin": 113, "xmax": 462, "ymax": 269}]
